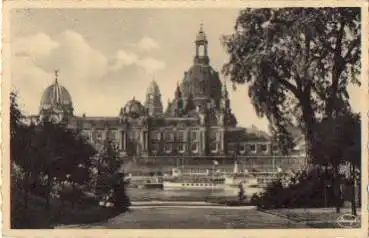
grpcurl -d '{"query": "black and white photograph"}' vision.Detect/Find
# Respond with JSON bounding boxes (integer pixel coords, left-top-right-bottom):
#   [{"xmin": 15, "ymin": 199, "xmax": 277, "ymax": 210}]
[{"xmin": 3, "ymin": 2, "xmax": 367, "ymax": 237}]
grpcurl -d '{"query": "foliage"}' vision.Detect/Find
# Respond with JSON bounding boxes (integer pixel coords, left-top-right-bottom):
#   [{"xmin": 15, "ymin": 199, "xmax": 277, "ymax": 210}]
[
  {"xmin": 95, "ymin": 139, "xmax": 131, "ymax": 211},
  {"xmin": 312, "ymin": 112, "xmax": 361, "ymax": 167},
  {"xmin": 251, "ymin": 168, "xmax": 339, "ymax": 209},
  {"xmin": 268, "ymin": 123, "xmax": 296, "ymax": 155},
  {"xmin": 10, "ymin": 91, "xmax": 97, "ymax": 211},
  {"xmin": 222, "ymin": 8, "xmax": 361, "ymax": 159}
]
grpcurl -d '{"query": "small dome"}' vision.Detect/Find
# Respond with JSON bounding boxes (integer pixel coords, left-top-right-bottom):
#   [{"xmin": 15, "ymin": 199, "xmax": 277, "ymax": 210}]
[
  {"xmin": 123, "ymin": 97, "xmax": 146, "ymax": 117},
  {"xmin": 146, "ymin": 80, "xmax": 161, "ymax": 96}
]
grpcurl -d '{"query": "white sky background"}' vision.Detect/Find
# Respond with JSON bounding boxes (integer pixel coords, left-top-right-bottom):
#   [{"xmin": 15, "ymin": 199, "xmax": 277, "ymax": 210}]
[{"xmin": 10, "ymin": 8, "xmax": 361, "ymax": 132}]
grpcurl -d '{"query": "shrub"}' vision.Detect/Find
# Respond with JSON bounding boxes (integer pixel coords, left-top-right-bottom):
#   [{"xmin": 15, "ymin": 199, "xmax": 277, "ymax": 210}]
[{"xmin": 251, "ymin": 168, "xmax": 340, "ymax": 209}]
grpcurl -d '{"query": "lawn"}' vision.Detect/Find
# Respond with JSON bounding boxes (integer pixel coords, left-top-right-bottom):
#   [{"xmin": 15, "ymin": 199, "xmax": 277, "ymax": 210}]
[
  {"xmin": 262, "ymin": 208, "xmax": 361, "ymax": 228},
  {"xmin": 65, "ymin": 207, "xmax": 309, "ymax": 229},
  {"xmin": 11, "ymin": 188, "xmax": 123, "ymax": 229}
]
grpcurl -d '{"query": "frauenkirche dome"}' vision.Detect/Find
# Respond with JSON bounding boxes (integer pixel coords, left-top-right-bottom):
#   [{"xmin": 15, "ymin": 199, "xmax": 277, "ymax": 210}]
[{"xmin": 180, "ymin": 24, "xmax": 222, "ymax": 106}]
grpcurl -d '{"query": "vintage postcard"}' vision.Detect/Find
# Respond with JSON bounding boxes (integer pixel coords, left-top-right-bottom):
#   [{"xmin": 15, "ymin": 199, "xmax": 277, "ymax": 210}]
[{"xmin": 2, "ymin": 1, "xmax": 368, "ymax": 237}]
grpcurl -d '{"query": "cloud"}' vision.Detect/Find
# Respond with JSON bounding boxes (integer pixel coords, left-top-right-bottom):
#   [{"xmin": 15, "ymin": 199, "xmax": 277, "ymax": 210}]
[
  {"xmin": 11, "ymin": 30, "xmax": 109, "ymax": 114},
  {"xmin": 109, "ymin": 50, "xmax": 138, "ymax": 71},
  {"xmin": 137, "ymin": 57, "xmax": 166, "ymax": 73},
  {"xmin": 44, "ymin": 30, "xmax": 108, "ymax": 82},
  {"xmin": 11, "ymin": 32, "xmax": 60, "ymax": 113},
  {"xmin": 12, "ymin": 32, "xmax": 60, "ymax": 59},
  {"xmin": 109, "ymin": 51, "xmax": 165, "ymax": 74},
  {"xmin": 135, "ymin": 37, "xmax": 159, "ymax": 52}
]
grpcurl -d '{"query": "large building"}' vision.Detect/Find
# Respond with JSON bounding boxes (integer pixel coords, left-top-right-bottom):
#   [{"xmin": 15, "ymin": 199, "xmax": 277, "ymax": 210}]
[{"xmin": 36, "ymin": 25, "xmax": 305, "ymax": 175}]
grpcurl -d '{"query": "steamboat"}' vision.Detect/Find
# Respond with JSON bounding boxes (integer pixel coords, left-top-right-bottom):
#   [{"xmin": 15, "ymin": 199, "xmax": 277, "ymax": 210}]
[{"xmin": 162, "ymin": 175, "xmax": 231, "ymax": 190}]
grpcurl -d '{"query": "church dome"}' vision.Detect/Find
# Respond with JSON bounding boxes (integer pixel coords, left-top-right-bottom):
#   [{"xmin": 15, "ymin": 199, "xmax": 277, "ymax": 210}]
[
  {"xmin": 146, "ymin": 80, "xmax": 161, "ymax": 96},
  {"xmin": 123, "ymin": 97, "xmax": 146, "ymax": 117},
  {"xmin": 181, "ymin": 64, "xmax": 222, "ymax": 100},
  {"xmin": 39, "ymin": 71, "xmax": 73, "ymax": 113},
  {"xmin": 178, "ymin": 23, "xmax": 222, "ymax": 104},
  {"xmin": 40, "ymin": 83, "xmax": 73, "ymax": 108}
]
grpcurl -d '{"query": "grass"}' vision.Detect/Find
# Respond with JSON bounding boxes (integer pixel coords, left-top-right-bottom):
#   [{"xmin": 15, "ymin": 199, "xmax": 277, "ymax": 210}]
[
  {"xmin": 260, "ymin": 207, "xmax": 361, "ymax": 228},
  {"xmin": 11, "ymin": 188, "xmax": 124, "ymax": 229}
]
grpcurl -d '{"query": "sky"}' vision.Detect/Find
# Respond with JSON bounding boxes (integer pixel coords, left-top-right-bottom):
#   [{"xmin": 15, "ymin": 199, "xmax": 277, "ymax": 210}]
[{"xmin": 10, "ymin": 8, "xmax": 362, "ymax": 133}]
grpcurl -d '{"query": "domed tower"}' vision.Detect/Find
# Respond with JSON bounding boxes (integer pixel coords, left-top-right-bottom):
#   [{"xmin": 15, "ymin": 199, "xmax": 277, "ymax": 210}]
[
  {"xmin": 144, "ymin": 80, "xmax": 163, "ymax": 117},
  {"xmin": 180, "ymin": 23, "xmax": 222, "ymax": 109},
  {"xmin": 120, "ymin": 97, "xmax": 146, "ymax": 118},
  {"xmin": 39, "ymin": 70, "xmax": 73, "ymax": 122}
]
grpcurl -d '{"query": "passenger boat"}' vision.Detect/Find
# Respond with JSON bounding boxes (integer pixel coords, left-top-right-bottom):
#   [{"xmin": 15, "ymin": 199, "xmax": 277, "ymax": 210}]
[{"xmin": 162, "ymin": 176, "xmax": 228, "ymax": 190}]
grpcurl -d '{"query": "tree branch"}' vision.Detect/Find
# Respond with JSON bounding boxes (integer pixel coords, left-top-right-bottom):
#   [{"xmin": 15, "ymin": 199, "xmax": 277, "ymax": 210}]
[{"xmin": 344, "ymin": 38, "xmax": 360, "ymax": 63}]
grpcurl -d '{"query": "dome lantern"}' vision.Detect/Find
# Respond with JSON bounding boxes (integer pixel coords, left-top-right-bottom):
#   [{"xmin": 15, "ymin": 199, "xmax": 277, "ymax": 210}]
[{"xmin": 194, "ymin": 22, "xmax": 209, "ymax": 65}]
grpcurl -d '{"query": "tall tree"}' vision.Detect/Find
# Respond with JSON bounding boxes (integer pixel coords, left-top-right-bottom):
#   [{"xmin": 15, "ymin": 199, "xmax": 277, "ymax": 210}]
[
  {"xmin": 222, "ymin": 8, "xmax": 361, "ymax": 162},
  {"xmin": 95, "ymin": 138, "xmax": 130, "ymax": 211},
  {"xmin": 312, "ymin": 112, "xmax": 360, "ymax": 213}
]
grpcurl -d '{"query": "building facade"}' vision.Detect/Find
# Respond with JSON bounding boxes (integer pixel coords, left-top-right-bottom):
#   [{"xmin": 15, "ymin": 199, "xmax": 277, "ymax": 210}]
[{"xmin": 36, "ymin": 25, "xmax": 305, "ymax": 174}]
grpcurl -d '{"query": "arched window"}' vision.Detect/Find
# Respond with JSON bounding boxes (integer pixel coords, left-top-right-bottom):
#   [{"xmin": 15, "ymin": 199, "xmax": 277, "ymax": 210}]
[
  {"xmin": 249, "ymin": 144, "xmax": 257, "ymax": 153},
  {"xmin": 260, "ymin": 144, "xmax": 268, "ymax": 153},
  {"xmin": 239, "ymin": 144, "xmax": 246, "ymax": 154},
  {"xmin": 191, "ymin": 130, "xmax": 198, "ymax": 141},
  {"xmin": 151, "ymin": 143, "xmax": 159, "ymax": 154},
  {"xmin": 164, "ymin": 144, "xmax": 172, "ymax": 154},
  {"xmin": 191, "ymin": 143, "xmax": 198, "ymax": 153},
  {"xmin": 177, "ymin": 144, "xmax": 186, "ymax": 153},
  {"xmin": 210, "ymin": 142, "xmax": 218, "ymax": 153}
]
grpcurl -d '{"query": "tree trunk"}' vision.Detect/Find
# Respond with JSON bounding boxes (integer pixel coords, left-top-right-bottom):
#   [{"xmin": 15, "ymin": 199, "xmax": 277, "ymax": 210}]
[
  {"xmin": 300, "ymin": 90, "xmax": 315, "ymax": 166},
  {"xmin": 72, "ymin": 182, "xmax": 76, "ymax": 209},
  {"xmin": 351, "ymin": 161, "xmax": 357, "ymax": 216},
  {"xmin": 24, "ymin": 172, "xmax": 29, "ymax": 210},
  {"xmin": 45, "ymin": 174, "xmax": 51, "ymax": 211},
  {"xmin": 333, "ymin": 165, "xmax": 341, "ymax": 213},
  {"xmin": 323, "ymin": 166, "xmax": 328, "ymax": 207}
]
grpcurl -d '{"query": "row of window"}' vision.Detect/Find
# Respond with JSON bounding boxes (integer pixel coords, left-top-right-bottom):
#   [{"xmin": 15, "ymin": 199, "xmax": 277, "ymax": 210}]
[
  {"xmin": 151, "ymin": 143, "xmax": 199, "ymax": 154},
  {"xmin": 228, "ymin": 143, "xmax": 275, "ymax": 154},
  {"xmin": 150, "ymin": 130, "xmax": 201, "ymax": 141},
  {"xmin": 84, "ymin": 130, "xmax": 119, "ymax": 142}
]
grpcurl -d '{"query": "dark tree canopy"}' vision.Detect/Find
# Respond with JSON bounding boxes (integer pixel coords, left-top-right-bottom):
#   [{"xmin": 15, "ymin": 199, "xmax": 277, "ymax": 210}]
[
  {"xmin": 312, "ymin": 112, "xmax": 361, "ymax": 167},
  {"xmin": 222, "ymin": 8, "xmax": 361, "ymax": 160}
]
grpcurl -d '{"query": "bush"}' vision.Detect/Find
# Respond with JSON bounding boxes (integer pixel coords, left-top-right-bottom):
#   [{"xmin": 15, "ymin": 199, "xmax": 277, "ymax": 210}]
[{"xmin": 251, "ymin": 169, "xmax": 340, "ymax": 209}]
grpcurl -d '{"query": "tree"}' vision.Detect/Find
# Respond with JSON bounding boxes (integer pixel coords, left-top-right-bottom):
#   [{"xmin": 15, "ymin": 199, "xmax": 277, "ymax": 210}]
[
  {"xmin": 312, "ymin": 112, "xmax": 360, "ymax": 213},
  {"xmin": 34, "ymin": 121, "xmax": 96, "ymax": 209},
  {"xmin": 95, "ymin": 139, "xmax": 130, "ymax": 211},
  {"xmin": 10, "ymin": 91, "xmax": 23, "ymax": 140},
  {"xmin": 268, "ymin": 123, "xmax": 295, "ymax": 155},
  {"xmin": 222, "ymin": 8, "xmax": 361, "ymax": 162}
]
